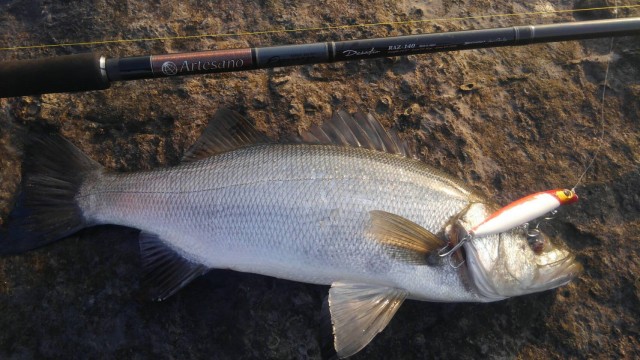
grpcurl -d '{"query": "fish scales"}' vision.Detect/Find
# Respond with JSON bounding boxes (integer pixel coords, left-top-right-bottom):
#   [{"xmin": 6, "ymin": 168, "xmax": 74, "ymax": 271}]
[{"xmin": 78, "ymin": 143, "xmax": 477, "ymax": 300}]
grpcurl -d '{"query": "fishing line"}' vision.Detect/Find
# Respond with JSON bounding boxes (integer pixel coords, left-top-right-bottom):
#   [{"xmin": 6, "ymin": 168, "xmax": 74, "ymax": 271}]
[
  {"xmin": 572, "ymin": 2, "xmax": 618, "ymax": 191},
  {"xmin": 0, "ymin": 4, "xmax": 638, "ymax": 51}
]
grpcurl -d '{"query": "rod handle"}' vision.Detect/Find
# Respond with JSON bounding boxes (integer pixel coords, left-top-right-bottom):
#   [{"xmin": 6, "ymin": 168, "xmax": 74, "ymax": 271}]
[{"xmin": 0, "ymin": 53, "xmax": 110, "ymax": 98}]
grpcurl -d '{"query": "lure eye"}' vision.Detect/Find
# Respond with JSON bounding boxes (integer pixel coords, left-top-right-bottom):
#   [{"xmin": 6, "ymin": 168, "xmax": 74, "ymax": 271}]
[{"xmin": 556, "ymin": 189, "xmax": 578, "ymax": 204}]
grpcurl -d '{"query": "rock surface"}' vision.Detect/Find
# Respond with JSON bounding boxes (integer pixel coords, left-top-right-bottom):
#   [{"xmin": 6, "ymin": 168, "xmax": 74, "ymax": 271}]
[{"xmin": 0, "ymin": 0, "xmax": 639, "ymax": 359}]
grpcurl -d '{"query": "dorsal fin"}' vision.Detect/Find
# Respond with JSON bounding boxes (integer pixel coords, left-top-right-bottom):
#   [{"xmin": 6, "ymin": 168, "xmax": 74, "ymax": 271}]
[
  {"xmin": 296, "ymin": 111, "xmax": 415, "ymax": 158},
  {"xmin": 182, "ymin": 108, "xmax": 270, "ymax": 162}
]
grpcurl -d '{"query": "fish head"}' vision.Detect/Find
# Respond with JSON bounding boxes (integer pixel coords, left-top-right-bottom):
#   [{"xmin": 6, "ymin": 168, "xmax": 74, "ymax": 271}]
[{"xmin": 456, "ymin": 203, "xmax": 582, "ymax": 301}]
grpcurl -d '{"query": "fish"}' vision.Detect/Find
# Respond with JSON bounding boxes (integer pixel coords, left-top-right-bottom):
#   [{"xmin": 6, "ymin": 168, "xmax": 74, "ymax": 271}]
[{"xmin": 1, "ymin": 109, "xmax": 582, "ymax": 358}]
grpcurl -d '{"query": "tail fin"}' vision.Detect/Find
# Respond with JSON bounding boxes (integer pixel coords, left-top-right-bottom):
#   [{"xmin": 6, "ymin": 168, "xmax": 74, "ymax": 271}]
[{"xmin": 1, "ymin": 135, "xmax": 102, "ymax": 254}]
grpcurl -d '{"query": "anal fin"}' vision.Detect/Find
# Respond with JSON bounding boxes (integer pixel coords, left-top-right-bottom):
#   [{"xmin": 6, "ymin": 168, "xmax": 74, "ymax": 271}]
[
  {"xmin": 325, "ymin": 281, "xmax": 407, "ymax": 358},
  {"xmin": 139, "ymin": 231, "xmax": 208, "ymax": 301}
]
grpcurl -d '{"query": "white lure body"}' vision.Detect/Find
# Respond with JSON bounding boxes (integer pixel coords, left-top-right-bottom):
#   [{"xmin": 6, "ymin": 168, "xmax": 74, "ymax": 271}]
[{"xmin": 470, "ymin": 189, "xmax": 578, "ymax": 238}]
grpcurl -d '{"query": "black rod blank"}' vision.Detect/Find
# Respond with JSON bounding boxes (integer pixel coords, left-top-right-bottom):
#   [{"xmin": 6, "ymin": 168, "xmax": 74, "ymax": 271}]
[{"xmin": 1, "ymin": 17, "xmax": 639, "ymax": 98}]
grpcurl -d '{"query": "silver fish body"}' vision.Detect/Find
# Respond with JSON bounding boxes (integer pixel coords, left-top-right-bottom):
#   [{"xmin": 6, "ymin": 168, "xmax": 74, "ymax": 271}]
[{"xmin": 80, "ymin": 143, "xmax": 484, "ymax": 302}]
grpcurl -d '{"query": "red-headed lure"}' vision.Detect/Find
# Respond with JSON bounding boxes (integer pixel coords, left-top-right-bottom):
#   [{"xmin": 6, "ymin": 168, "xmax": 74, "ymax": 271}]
[
  {"xmin": 470, "ymin": 189, "xmax": 579, "ymax": 238},
  {"xmin": 439, "ymin": 189, "xmax": 578, "ymax": 261}
]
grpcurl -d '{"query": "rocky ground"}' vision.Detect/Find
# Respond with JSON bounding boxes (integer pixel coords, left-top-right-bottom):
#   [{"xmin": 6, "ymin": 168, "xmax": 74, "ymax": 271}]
[{"xmin": 0, "ymin": 0, "xmax": 638, "ymax": 359}]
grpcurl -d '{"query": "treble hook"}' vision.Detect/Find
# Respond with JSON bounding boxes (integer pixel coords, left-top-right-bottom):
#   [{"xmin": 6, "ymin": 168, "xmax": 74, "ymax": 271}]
[
  {"xmin": 437, "ymin": 234, "xmax": 471, "ymax": 258},
  {"xmin": 543, "ymin": 209, "xmax": 558, "ymax": 221},
  {"xmin": 449, "ymin": 254, "xmax": 465, "ymax": 269},
  {"xmin": 527, "ymin": 227, "xmax": 541, "ymax": 238},
  {"xmin": 527, "ymin": 209, "xmax": 558, "ymax": 237},
  {"xmin": 438, "ymin": 234, "xmax": 471, "ymax": 269}
]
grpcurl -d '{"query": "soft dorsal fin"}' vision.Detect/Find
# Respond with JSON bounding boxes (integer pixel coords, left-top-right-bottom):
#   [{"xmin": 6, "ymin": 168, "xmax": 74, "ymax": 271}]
[
  {"xmin": 297, "ymin": 111, "xmax": 415, "ymax": 158},
  {"xmin": 182, "ymin": 108, "xmax": 270, "ymax": 162},
  {"xmin": 324, "ymin": 281, "xmax": 407, "ymax": 358},
  {"xmin": 139, "ymin": 231, "xmax": 209, "ymax": 301},
  {"xmin": 368, "ymin": 210, "xmax": 445, "ymax": 265}
]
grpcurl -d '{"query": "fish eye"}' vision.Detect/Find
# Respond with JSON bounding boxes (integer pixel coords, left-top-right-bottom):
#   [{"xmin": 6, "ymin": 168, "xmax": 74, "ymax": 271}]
[
  {"xmin": 531, "ymin": 238, "xmax": 545, "ymax": 254},
  {"xmin": 563, "ymin": 189, "xmax": 572, "ymax": 198},
  {"xmin": 526, "ymin": 228, "xmax": 546, "ymax": 254},
  {"xmin": 528, "ymin": 233, "xmax": 546, "ymax": 254}
]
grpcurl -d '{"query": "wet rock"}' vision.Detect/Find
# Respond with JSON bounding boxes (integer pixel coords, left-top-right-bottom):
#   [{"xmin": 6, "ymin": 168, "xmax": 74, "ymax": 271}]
[
  {"xmin": 573, "ymin": 0, "xmax": 622, "ymax": 20},
  {"xmin": 375, "ymin": 95, "xmax": 392, "ymax": 113},
  {"xmin": 0, "ymin": 1, "xmax": 639, "ymax": 359}
]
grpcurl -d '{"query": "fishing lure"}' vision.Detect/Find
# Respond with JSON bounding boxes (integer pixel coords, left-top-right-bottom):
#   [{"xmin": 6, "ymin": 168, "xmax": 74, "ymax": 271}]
[
  {"xmin": 470, "ymin": 189, "xmax": 578, "ymax": 238},
  {"xmin": 439, "ymin": 189, "xmax": 578, "ymax": 260}
]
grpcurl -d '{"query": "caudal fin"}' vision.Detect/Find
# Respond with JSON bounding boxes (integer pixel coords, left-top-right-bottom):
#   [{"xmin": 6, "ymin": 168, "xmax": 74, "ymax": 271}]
[{"xmin": 1, "ymin": 135, "xmax": 102, "ymax": 254}]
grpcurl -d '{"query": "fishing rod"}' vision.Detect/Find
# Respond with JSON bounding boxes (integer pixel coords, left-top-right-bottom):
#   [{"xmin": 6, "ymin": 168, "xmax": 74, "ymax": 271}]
[{"xmin": 1, "ymin": 17, "xmax": 639, "ymax": 98}]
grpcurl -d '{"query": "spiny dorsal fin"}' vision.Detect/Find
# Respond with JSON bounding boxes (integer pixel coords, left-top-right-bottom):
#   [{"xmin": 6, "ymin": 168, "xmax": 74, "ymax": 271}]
[
  {"xmin": 297, "ymin": 111, "xmax": 415, "ymax": 158},
  {"xmin": 139, "ymin": 231, "xmax": 209, "ymax": 301},
  {"xmin": 326, "ymin": 281, "xmax": 407, "ymax": 358},
  {"xmin": 182, "ymin": 108, "xmax": 270, "ymax": 162},
  {"xmin": 368, "ymin": 210, "xmax": 445, "ymax": 265}
]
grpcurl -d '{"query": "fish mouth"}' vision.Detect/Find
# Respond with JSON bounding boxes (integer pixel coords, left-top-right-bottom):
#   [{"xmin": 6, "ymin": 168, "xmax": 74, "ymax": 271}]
[
  {"xmin": 530, "ymin": 254, "xmax": 583, "ymax": 292},
  {"xmin": 463, "ymin": 238, "xmax": 583, "ymax": 300}
]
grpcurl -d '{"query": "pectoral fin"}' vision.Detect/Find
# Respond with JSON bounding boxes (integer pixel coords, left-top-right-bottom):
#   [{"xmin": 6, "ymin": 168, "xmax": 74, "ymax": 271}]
[
  {"xmin": 139, "ymin": 231, "xmax": 209, "ymax": 301},
  {"xmin": 368, "ymin": 210, "xmax": 445, "ymax": 264},
  {"xmin": 325, "ymin": 281, "xmax": 407, "ymax": 358}
]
